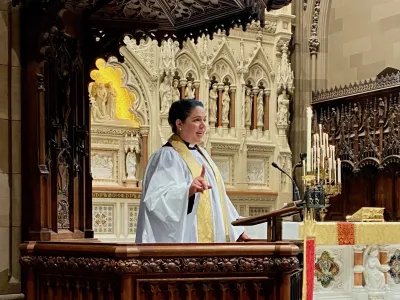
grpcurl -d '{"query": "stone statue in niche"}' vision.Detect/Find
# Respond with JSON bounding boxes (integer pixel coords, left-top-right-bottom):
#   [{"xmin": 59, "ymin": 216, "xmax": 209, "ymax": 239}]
[
  {"xmin": 222, "ymin": 85, "xmax": 230, "ymax": 123},
  {"xmin": 363, "ymin": 245, "xmax": 386, "ymax": 290},
  {"xmin": 106, "ymin": 82, "xmax": 117, "ymax": 119},
  {"xmin": 257, "ymin": 89, "xmax": 264, "ymax": 126},
  {"xmin": 160, "ymin": 39, "xmax": 177, "ymax": 75},
  {"xmin": 245, "ymin": 87, "xmax": 252, "ymax": 126},
  {"xmin": 89, "ymin": 82, "xmax": 117, "ymax": 123},
  {"xmin": 276, "ymin": 89, "xmax": 290, "ymax": 126},
  {"xmin": 126, "ymin": 151, "xmax": 137, "ymax": 180},
  {"xmin": 185, "ymin": 81, "xmax": 195, "ymax": 99},
  {"xmin": 96, "ymin": 82, "xmax": 108, "ymax": 115},
  {"xmin": 172, "ymin": 79, "xmax": 181, "ymax": 102},
  {"xmin": 209, "ymin": 83, "xmax": 218, "ymax": 122},
  {"xmin": 159, "ymin": 75, "xmax": 172, "ymax": 114}
]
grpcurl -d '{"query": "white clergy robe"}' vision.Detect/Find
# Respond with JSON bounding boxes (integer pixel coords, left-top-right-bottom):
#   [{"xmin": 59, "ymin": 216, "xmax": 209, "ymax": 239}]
[{"xmin": 135, "ymin": 144, "xmax": 245, "ymax": 243}]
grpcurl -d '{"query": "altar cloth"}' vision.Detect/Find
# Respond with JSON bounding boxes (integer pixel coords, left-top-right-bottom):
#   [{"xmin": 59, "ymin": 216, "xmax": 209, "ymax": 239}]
[{"xmin": 299, "ymin": 221, "xmax": 400, "ymax": 245}]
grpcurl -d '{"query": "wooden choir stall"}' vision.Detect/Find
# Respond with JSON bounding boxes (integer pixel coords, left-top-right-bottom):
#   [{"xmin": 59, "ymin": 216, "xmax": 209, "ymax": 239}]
[
  {"xmin": 311, "ymin": 67, "xmax": 400, "ymax": 221},
  {"xmin": 18, "ymin": 0, "xmax": 298, "ymax": 299}
]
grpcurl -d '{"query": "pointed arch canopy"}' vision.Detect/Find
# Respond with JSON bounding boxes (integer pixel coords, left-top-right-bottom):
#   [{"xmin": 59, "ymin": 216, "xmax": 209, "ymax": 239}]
[{"xmin": 245, "ymin": 47, "xmax": 274, "ymax": 88}]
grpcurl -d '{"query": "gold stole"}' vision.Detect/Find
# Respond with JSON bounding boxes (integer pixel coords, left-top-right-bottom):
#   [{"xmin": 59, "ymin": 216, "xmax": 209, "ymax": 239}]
[{"xmin": 169, "ymin": 134, "xmax": 230, "ymax": 242}]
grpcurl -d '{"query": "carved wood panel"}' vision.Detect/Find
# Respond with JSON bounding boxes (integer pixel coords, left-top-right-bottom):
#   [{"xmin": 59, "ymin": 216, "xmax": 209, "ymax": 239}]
[
  {"xmin": 137, "ymin": 278, "xmax": 275, "ymax": 300},
  {"xmin": 20, "ymin": 241, "xmax": 301, "ymax": 300},
  {"xmin": 311, "ymin": 71, "xmax": 400, "ymax": 221},
  {"xmin": 21, "ymin": 8, "xmax": 92, "ymax": 240}
]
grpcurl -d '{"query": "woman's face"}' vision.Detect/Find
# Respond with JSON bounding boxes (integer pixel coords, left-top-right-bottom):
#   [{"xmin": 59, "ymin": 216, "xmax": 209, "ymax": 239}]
[{"xmin": 176, "ymin": 105, "xmax": 207, "ymax": 145}]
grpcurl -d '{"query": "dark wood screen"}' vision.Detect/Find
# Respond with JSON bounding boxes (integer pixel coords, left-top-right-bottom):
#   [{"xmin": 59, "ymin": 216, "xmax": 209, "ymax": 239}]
[
  {"xmin": 311, "ymin": 69, "xmax": 400, "ymax": 221},
  {"xmin": 21, "ymin": 7, "xmax": 93, "ymax": 241}
]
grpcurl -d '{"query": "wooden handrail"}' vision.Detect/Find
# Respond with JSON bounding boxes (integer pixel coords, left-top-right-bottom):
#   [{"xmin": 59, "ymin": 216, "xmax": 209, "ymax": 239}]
[{"xmin": 20, "ymin": 241, "xmax": 299, "ymax": 258}]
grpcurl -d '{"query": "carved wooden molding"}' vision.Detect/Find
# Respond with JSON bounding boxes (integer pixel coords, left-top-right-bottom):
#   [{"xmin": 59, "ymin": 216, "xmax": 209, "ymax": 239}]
[
  {"xmin": 312, "ymin": 72, "xmax": 400, "ymax": 103},
  {"xmin": 312, "ymin": 70, "xmax": 400, "ymax": 172},
  {"xmin": 20, "ymin": 255, "xmax": 299, "ymax": 273},
  {"xmin": 60, "ymin": 0, "xmax": 292, "ymax": 49}
]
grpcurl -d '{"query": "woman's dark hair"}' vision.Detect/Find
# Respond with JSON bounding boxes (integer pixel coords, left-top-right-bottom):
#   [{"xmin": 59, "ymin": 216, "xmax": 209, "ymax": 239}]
[{"xmin": 168, "ymin": 98, "xmax": 204, "ymax": 133}]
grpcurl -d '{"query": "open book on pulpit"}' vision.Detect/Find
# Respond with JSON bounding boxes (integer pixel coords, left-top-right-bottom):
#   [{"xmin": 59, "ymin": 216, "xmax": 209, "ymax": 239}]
[{"xmin": 232, "ymin": 204, "xmax": 301, "ymax": 242}]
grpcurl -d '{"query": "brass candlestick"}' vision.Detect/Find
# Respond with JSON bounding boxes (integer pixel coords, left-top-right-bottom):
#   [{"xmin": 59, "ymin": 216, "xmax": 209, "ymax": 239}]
[{"xmin": 301, "ymin": 156, "xmax": 342, "ymax": 221}]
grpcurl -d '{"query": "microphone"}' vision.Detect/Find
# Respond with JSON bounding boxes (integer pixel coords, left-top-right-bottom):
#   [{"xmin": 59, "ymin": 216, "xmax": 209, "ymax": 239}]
[{"xmin": 271, "ymin": 162, "xmax": 301, "ymax": 202}]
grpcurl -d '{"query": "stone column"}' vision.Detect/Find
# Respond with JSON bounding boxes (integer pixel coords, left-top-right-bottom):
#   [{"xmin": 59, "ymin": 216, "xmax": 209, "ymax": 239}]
[
  {"xmin": 264, "ymin": 90, "xmax": 270, "ymax": 131},
  {"xmin": 0, "ymin": 1, "xmax": 23, "ymax": 297},
  {"xmin": 229, "ymin": 86, "xmax": 236, "ymax": 128},
  {"xmin": 180, "ymin": 78, "xmax": 187, "ymax": 99},
  {"xmin": 139, "ymin": 126, "xmax": 150, "ymax": 174},
  {"xmin": 352, "ymin": 245, "xmax": 365, "ymax": 290},
  {"xmin": 379, "ymin": 245, "xmax": 390, "ymax": 286},
  {"xmin": 251, "ymin": 87, "xmax": 259, "ymax": 131},
  {"xmin": 217, "ymin": 83, "xmax": 224, "ymax": 127},
  {"xmin": 194, "ymin": 80, "xmax": 200, "ymax": 101}
]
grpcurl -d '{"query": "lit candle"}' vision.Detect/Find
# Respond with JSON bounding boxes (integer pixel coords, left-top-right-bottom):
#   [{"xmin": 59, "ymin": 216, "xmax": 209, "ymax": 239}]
[
  {"xmin": 314, "ymin": 134, "xmax": 317, "ymax": 150},
  {"xmin": 328, "ymin": 146, "xmax": 332, "ymax": 183},
  {"xmin": 317, "ymin": 147, "xmax": 320, "ymax": 182},
  {"xmin": 325, "ymin": 134, "xmax": 328, "ymax": 162},
  {"xmin": 337, "ymin": 158, "xmax": 341, "ymax": 183},
  {"xmin": 332, "ymin": 149, "xmax": 336, "ymax": 183},
  {"xmin": 313, "ymin": 146, "xmax": 316, "ymax": 171},
  {"xmin": 306, "ymin": 107, "xmax": 313, "ymax": 172},
  {"xmin": 319, "ymin": 124, "xmax": 322, "ymax": 147}
]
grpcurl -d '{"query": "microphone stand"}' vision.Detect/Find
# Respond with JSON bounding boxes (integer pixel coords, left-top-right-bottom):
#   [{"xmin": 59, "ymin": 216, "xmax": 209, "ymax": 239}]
[{"xmin": 271, "ymin": 162, "xmax": 301, "ymax": 202}]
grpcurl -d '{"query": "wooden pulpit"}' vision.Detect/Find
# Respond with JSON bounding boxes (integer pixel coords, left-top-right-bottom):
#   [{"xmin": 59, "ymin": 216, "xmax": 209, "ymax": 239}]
[{"xmin": 232, "ymin": 205, "xmax": 300, "ymax": 242}]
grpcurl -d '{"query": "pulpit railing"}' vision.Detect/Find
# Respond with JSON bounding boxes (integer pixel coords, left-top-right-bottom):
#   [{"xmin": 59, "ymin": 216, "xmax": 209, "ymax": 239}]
[{"xmin": 20, "ymin": 241, "xmax": 300, "ymax": 300}]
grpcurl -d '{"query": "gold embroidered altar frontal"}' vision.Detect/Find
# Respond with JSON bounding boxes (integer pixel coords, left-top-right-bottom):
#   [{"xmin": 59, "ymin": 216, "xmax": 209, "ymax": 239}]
[{"xmin": 299, "ymin": 222, "xmax": 400, "ymax": 245}]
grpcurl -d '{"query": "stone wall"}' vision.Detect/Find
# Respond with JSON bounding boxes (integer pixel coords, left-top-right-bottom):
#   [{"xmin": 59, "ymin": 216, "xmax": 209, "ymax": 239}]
[
  {"xmin": 327, "ymin": 0, "xmax": 400, "ymax": 87},
  {"xmin": 0, "ymin": 1, "xmax": 23, "ymax": 298}
]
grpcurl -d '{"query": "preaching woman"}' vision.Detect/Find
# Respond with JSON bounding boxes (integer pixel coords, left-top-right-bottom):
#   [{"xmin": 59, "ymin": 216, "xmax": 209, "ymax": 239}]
[{"xmin": 135, "ymin": 99, "xmax": 251, "ymax": 243}]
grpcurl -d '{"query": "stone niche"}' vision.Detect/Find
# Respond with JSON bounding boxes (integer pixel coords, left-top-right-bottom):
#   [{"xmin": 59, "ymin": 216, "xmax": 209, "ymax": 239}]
[{"xmin": 91, "ymin": 6, "xmax": 296, "ymax": 241}]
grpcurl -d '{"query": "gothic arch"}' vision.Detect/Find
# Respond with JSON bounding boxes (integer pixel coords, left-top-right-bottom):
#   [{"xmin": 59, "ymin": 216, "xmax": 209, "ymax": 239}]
[
  {"xmin": 209, "ymin": 42, "xmax": 238, "ymax": 84},
  {"xmin": 107, "ymin": 56, "xmax": 151, "ymax": 126},
  {"xmin": 175, "ymin": 52, "xmax": 200, "ymax": 80},
  {"xmin": 246, "ymin": 48, "xmax": 274, "ymax": 87}
]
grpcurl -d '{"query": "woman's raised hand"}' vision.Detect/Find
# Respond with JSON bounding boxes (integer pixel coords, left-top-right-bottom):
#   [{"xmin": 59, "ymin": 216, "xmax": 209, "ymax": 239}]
[{"xmin": 189, "ymin": 165, "xmax": 212, "ymax": 196}]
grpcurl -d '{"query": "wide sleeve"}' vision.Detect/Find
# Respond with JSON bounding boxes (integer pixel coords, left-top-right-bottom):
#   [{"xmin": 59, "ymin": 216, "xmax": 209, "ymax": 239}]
[{"xmin": 139, "ymin": 148, "xmax": 192, "ymax": 242}]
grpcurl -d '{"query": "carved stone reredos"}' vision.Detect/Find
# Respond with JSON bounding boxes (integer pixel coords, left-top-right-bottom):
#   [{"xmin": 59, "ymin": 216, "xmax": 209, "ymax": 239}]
[{"xmin": 90, "ymin": 9, "xmax": 296, "ymax": 215}]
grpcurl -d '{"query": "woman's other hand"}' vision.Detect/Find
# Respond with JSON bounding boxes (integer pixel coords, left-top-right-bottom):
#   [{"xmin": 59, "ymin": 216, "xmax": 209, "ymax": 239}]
[
  {"xmin": 189, "ymin": 165, "xmax": 212, "ymax": 196},
  {"xmin": 237, "ymin": 231, "xmax": 251, "ymax": 242}
]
